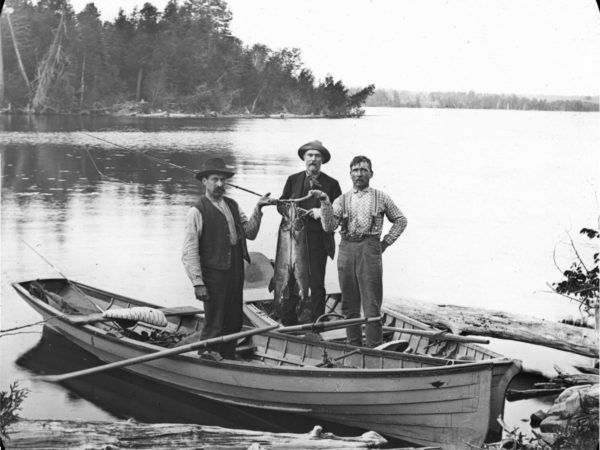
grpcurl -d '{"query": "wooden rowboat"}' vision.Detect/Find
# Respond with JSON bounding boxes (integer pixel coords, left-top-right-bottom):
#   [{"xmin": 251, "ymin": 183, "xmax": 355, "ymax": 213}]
[
  {"xmin": 243, "ymin": 291, "xmax": 522, "ymax": 441},
  {"xmin": 13, "ymin": 278, "xmax": 519, "ymax": 449}
]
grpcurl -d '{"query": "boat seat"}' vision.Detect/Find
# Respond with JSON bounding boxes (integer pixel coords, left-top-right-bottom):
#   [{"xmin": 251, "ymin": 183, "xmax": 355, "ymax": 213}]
[
  {"xmin": 235, "ymin": 344, "xmax": 257, "ymax": 359},
  {"xmin": 375, "ymin": 340, "xmax": 411, "ymax": 353},
  {"xmin": 161, "ymin": 306, "xmax": 204, "ymax": 316}
]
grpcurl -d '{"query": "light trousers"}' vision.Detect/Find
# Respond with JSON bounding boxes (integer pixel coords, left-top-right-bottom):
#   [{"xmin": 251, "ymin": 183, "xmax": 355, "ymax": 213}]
[{"xmin": 337, "ymin": 236, "xmax": 383, "ymax": 347}]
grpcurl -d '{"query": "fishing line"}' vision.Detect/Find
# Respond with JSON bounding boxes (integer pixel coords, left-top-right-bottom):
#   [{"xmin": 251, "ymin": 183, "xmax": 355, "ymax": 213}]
[
  {"xmin": 19, "ymin": 239, "xmax": 104, "ymax": 313},
  {"xmin": 81, "ymin": 131, "xmax": 196, "ymax": 175},
  {"xmin": 0, "ymin": 315, "xmax": 65, "ymax": 336},
  {"xmin": 82, "ymin": 146, "xmax": 112, "ymax": 180},
  {"xmin": 79, "ymin": 132, "xmax": 265, "ymax": 197}
]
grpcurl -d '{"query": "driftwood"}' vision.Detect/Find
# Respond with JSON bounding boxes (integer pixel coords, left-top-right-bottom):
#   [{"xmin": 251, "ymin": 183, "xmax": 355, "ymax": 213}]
[
  {"xmin": 384, "ymin": 299, "xmax": 599, "ymax": 358},
  {"xmin": 4, "ymin": 420, "xmax": 393, "ymax": 449},
  {"xmin": 506, "ymin": 388, "xmax": 565, "ymax": 401},
  {"xmin": 506, "ymin": 364, "xmax": 599, "ymax": 400}
]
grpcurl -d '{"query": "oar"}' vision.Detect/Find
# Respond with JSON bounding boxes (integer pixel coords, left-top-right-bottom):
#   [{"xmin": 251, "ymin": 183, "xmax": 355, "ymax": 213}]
[
  {"xmin": 383, "ymin": 326, "xmax": 490, "ymax": 344},
  {"xmin": 36, "ymin": 325, "xmax": 279, "ymax": 383},
  {"xmin": 278, "ymin": 316, "xmax": 382, "ymax": 334}
]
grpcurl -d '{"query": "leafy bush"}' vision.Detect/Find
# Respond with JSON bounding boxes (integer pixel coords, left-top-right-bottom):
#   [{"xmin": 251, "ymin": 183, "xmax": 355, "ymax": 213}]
[
  {"xmin": 552, "ymin": 227, "xmax": 599, "ymax": 327},
  {"xmin": 0, "ymin": 382, "xmax": 29, "ymax": 440}
]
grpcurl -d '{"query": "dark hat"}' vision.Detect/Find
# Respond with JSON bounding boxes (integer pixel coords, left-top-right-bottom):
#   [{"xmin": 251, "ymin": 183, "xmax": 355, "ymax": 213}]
[
  {"xmin": 297, "ymin": 140, "xmax": 331, "ymax": 164},
  {"xmin": 195, "ymin": 158, "xmax": 235, "ymax": 180}
]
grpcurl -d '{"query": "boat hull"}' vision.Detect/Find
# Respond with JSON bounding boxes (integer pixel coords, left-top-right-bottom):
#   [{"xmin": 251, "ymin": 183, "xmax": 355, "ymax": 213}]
[
  {"xmin": 244, "ymin": 295, "xmax": 522, "ymax": 441},
  {"xmin": 13, "ymin": 279, "xmax": 512, "ymax": 449}
]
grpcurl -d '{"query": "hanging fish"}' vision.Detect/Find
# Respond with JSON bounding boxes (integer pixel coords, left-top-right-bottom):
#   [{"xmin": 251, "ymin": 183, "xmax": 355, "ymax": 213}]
[{"xmin": 272, "ymin": 201, "xmax": 312, "ymax": 324}]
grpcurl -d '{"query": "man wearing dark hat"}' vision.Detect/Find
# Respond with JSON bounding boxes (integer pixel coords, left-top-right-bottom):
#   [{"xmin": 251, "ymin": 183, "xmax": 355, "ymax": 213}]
[
  {"xmin": 182, "ymin": 158, "xmax": 272, "ymax": 359},
  {"xmin": 279, "ymin": 140, "xmax": 342, "ymax": 324}
]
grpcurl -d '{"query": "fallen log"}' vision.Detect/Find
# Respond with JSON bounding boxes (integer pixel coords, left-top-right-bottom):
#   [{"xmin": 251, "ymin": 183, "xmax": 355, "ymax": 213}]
[
  {"xmin": 3, "ymin": 420, "xmax": 391, "ymax": 449},
  {"xmin": 532, "ymin": 367, "xmax": 599, "ymax": 390},
  {"xmin": 384, "ymin": 299, "xmax": 599, "ymax": 358},
  {"xmin": 506, "ymin": 388, "xmax": 565, "ymax": 401},
  {"xmin": 508, "ymin": 366, "xmax": 600, "ymax": 401}
]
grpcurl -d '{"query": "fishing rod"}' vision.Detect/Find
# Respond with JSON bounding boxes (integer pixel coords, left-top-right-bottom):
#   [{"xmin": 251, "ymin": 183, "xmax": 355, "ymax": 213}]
[
  {"xmin": 19, "ymin": 238, "xmax": 104, "ymax": 313},
  {"xmin": 80, "ymin": 132, "xmax": 265, "ymax": 197}
]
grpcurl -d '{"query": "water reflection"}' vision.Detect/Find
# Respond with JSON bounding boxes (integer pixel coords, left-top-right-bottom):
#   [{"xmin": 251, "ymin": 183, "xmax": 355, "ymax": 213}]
[
  {"xmin": 0, "ymin": 142, "xmax": 232, "ymax": 198},
  {"xmin": 0, "ymin": 114, "xmax": 241, "ymax": 133},
  {"xmin": 17, "ymin": 327, "xmax": 371, "ymax": 438}
]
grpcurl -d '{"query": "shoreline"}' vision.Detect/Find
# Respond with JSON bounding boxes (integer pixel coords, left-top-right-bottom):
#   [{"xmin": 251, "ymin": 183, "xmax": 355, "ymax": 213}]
[
  {"xmin": 2, "ymin": 105, "xmax": 598, "ymax": 119},
  {"xmin": 0, "ymin": 109, "xmax": 363, "ymax": 119}
]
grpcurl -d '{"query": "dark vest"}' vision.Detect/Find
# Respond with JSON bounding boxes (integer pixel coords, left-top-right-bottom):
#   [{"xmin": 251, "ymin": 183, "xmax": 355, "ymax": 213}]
[{"xmin": 194, "ymin": 196, "xmax": 250, "ymax": 270}]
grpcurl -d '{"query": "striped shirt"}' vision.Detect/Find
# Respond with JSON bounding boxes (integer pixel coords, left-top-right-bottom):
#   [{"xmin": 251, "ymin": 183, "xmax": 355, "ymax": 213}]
[
  {"xmin": 321, "ymin": 187, "xmax": 407, "ymax": 245},
  {"xmin": 182, "ymin": 198, "xmax": 263, "ymax": 286}
]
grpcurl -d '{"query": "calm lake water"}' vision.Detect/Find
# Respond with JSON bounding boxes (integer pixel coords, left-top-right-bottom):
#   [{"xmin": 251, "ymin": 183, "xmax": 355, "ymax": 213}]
[{"xmin": 1, "ymin": 108, "xmax": 598, "ymax": 438}]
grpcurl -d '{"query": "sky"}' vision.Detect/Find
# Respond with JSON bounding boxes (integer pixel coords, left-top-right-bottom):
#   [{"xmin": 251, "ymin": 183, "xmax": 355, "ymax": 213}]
[{"xmin": 69, "ymin": 0, "xmax": 600, "ymax": 96}]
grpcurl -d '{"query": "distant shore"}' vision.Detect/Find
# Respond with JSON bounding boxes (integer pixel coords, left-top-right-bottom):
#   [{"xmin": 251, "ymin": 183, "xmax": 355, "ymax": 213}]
[{"xmin": 2, "ymin": 106, "xmax": 598, "ymax": 119}]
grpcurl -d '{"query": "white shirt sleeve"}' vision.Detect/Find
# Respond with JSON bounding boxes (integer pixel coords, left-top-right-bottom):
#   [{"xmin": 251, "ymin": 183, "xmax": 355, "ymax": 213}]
[{"xmin": 181, "ymin": 207, "xmax": 204, "ymax": 286}]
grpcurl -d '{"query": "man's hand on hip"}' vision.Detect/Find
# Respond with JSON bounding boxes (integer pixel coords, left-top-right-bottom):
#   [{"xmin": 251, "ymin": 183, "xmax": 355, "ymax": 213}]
[{"xmin": 194, "ymin": 285, "xmax": 210, "ymax": 301}]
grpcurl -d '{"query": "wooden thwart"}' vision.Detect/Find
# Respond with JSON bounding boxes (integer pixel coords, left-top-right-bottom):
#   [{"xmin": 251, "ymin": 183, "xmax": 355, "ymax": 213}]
[{"xmin": 279, "ymin": 316, "xmax": 382, "ymax": 334}]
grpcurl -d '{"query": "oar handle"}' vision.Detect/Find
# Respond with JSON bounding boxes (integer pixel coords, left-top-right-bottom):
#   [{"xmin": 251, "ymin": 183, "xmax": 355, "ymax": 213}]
[
  {"xmin": 383, "ymin": 326, "xmax": 490, "ymax": 344},
  {"xmin": 36, "ymin": 325, "xmax": 278, "ymax": 383}
]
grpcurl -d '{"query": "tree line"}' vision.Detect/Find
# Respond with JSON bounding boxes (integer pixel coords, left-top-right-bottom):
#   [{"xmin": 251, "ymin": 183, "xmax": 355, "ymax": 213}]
[
  {"xmin": 366, "ymin": 89, "xmax": 599, "ymax": 112},
  {"xmin": 0, "ymin": 0, "xmax": 374, "ymax": 116}
]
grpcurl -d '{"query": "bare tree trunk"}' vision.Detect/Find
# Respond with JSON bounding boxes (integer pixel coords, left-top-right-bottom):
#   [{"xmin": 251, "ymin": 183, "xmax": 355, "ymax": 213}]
[
  {"xmin": 251, "ymin": 84, "xmax": 266, "ymax": 113},
  {"xmin": 5, "ymin": 13, "xmax": 30, "ymax": 89},
  {"xmin": 79, "ymin": 56, "xmax": 85, "ymax": 109},
  {"xmin": 31, "ymin": 14, "xmax": 68, "ymax": 113},
  {"xmin": 136, "ymin": 65, "xmax": 143, "ymax": 102},
  {"xmin": 0, "ymin": 20, "xmax": 5, "ymax": 105}
]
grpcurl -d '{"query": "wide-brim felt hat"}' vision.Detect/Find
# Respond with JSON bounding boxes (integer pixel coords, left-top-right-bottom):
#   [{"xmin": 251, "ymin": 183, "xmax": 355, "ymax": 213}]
[
  {"xmin": 297, "ymin": 140, "xmax": 331, "ymax": 164},
  {"xmin": 195, "ymin": 158, "xmax": 235, "ymax": 180}
]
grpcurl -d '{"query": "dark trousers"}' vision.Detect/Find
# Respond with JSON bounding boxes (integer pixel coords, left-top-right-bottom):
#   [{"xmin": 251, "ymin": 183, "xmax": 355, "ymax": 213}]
[
  {"xmin": 200, "ymin": 244, "xmax": 244, "ymax": 359},
  {"xmin": 280, "ymin": 231, "xmax": 328, "ymax": 325}
]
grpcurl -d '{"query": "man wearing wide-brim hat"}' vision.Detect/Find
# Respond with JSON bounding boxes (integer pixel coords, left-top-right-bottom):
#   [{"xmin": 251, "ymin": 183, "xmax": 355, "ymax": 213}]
[
  {"xmin": 182, "ymin": 157, "xmax": 273, "ymax": 360},
  {"xmin": 279, "ymin": 140, "xmax": 342, "ymax": 324}
]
